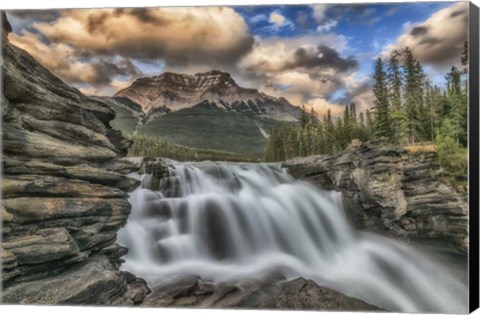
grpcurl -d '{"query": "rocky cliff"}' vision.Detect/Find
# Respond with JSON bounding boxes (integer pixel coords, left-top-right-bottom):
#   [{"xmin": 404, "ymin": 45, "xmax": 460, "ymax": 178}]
[
  {"xmin": 283, "ymin": 140, "xmax": 468, "ymax": 253},
  {"xmin": 114, "ymin": 70, "xmax": 301, "ymax": 122},
  {"xmin": 1, "ymin": 14, "xmax": 149, "ymax": 304}
]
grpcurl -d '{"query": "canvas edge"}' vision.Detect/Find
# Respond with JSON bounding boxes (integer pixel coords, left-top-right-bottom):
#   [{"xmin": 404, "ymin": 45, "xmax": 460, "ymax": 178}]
[{"xmin": 469, "ymin": 1, "xmax": 480, "ymax": 313}]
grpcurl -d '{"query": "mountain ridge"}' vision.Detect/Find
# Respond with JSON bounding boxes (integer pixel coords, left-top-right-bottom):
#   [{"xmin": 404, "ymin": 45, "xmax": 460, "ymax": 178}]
[{"xmin": 114, "ymin": 69, "xmax": 301, "ymax": 122}]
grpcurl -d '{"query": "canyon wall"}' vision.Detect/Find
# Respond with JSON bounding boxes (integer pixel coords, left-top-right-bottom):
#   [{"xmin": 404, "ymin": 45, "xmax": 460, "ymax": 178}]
[
  {"xmin": 284, "ymin": 140, "xmax": 468, "ymax": 253},
  {"xmin": 1, "ymin": 14, "xmax": 149, "ymax": 304}
]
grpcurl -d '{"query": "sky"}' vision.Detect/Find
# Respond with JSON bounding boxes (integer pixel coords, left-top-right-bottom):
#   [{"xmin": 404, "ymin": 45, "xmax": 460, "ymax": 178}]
[{"xmin": 6, "ymin": 1, "xmax": 469, "ymax": 116}]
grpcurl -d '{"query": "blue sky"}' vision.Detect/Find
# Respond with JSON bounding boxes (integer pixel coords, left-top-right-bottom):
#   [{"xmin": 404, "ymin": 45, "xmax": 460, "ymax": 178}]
[
  {"xmin": 235, "ymin": 2, "xmax": 453, "ymax": 78},
  {"xmin": 6, "ymin": 2, "xmax": 468, "ymax": 115}
]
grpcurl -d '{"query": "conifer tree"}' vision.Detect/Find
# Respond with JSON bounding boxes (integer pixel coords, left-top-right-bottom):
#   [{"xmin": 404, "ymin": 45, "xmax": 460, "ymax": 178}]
[
  {"xmin": 402, "ymin": 47, "xmax": 423, "ymax": 144},
  {"xmin": 324, "ymin": 109, "xmax": 336, "ymax": 154},
  {"xmin": 386, "ymin": 50, "xmax": 406, "ymax": 143},
  {"xmin": 372, "ymin": 57, "xmax": 392, "ymax": 139}
]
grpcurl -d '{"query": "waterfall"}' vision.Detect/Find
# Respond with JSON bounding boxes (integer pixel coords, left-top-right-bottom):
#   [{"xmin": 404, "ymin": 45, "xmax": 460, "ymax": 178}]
[{"xmin": 117, "ymin": 161, "xmax": 468, "ymax": 313}]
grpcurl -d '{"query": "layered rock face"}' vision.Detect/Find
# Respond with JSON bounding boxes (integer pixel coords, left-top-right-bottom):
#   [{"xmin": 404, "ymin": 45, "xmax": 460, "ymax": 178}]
[
  {"xmin": 142, "ymin": 274, "xmax": 381, "ymax": 311},
  {"xmin": 1, "ymin": 16, "xmax": 149, "ymax": 304},
  {"xmin": 284, "ymin": 140, "xmax": 468, "ymax": 253},
  {"xmin": 114, "ymin": 70, "xmax": 301, "ymax": 121}
]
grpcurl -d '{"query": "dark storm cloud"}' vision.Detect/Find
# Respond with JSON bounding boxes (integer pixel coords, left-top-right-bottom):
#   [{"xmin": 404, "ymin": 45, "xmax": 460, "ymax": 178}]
[
  {"xmin": 7, "ymin": 9, "xmax": 59, "ymax": 21},
  {"xmin": 287, "ymin": 45, "xmax": 358, "ymax": 72},
  {"xmin": 335, "ymin": 80, "xmax": 372, "ymax": 105},
  {"xmin": 450, "ymin": 9, "xmax": 466, "ymax": 18},
  {"xmin": 89, "ymin": 59, "xmax": 141, "ymax": 85},
  {"xmin": 418, "ymin": 37, "xmax": 442, "ymax": 46},
  {"xmin": 410, "ymin": 26, "xmax": 428, "ymax": 37}
]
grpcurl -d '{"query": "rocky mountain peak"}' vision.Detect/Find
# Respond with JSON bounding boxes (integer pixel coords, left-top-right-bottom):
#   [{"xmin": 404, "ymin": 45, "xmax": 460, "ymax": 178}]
[
  {"xmin": 129, "ymin": 69, "xmax": 240, "ymax": 92},
  {"xmin": 114, "ymin": 69, "xmax": 301, "ymax": 121}
]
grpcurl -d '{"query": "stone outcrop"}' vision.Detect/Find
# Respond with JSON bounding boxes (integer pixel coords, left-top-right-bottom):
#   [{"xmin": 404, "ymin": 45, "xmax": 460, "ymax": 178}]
[
  {"xmin": 283, "ymin": 140, "xmax": 468, "ymax": 253},
  {"xmin": 1, "ymin": 15, "xmax": 149, "ymax": 304},
  {"xmin": 142, "ymin": 274, "xmax": 382, "ymax": 311}
]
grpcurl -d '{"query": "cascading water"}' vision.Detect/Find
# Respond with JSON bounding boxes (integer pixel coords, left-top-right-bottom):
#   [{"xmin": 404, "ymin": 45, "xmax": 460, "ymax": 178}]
[{"xmin": 117, "ymin": 161, "xmax": 468, "ymax": 313}]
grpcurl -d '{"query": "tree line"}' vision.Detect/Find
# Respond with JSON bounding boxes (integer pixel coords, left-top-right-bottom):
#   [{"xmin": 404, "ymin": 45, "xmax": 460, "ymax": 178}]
[
  {"xmin": 128, "ymin": 134, "xmax": 259, "ymax": 162},
  {"xmin": 266, "ymin": 42, "xmax": 468, "ymax": 175}
]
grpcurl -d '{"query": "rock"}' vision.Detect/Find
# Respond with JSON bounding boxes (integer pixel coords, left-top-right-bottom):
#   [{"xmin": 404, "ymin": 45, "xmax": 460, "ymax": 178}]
[
  {"xmin": 119, "ymin": 272, "xmax": 151, "ymax": 305},
  {"xmin": 1, "ymin": 14, "xmax": 148, "ymax": 305},
  {"xmin": 256, "ymin": 278, "xmax": 380, "ymax": 311},
  {"xmin": 1, "ymin": 250, "xmax": 18, "ymax": 270},
  {"xmin": 3, "ymin": 158, "xmax": 140, "ymax": 192},
  {"xmin": 2, "ymin": 255, "xmax": 149, "ymax": 305},
  {"xmin": 2, "ymin": 12, "xmax": 12, "ymax": 34},
  {"xmin": 3, "ymin": 124, "xmax": 118, "ymax": 165},
  {"xmin": 108, "ymin": 158, "xmax": 141, "ymax": 174},
  {"xmin": 2, "ymin": 176, "xmax": 128, "ymax": 199},
  {"xmin": 142, "ymin": 275, "xmax": 382, "ymax": 311},
  {"xmin": 2, "ymin": 228, "xmax": 79, "ymax": 265},
  {"xmin": 3, "ymin": 197, "xmax": 129, "ymax": 223},
  {"xmin": 283, "ymin": 141, "xmax": 468, "ymax": 253}
]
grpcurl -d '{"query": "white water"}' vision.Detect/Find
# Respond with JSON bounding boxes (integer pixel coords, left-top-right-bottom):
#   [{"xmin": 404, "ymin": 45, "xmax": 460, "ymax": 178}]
[{"xmin": 117, "ymin": 161, "xmax": 468, "ymax": 313}]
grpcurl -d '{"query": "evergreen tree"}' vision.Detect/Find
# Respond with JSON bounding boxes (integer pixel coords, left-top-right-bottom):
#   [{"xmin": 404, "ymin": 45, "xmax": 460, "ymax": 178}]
[
  {"xmin": 366, "ymin": 109, "xmax": 374, "ymax": 140},
  {"xmin": 445, "ymin": 66, "xmax": 467, "ymax": 145},
  {"xmin": 324, "ymin": 109, "xmax": 336, "ymax": 154},
  {"xmin": 372, "ymin": 57, "xmax": 392, "ymax": 139},
  {"xmin": 386, "ymin": 50, "xmax": 406, "ymax": 143},
  {"xmin": 402, "ymin": 47, "xmax": 423, "ymax": 144}
]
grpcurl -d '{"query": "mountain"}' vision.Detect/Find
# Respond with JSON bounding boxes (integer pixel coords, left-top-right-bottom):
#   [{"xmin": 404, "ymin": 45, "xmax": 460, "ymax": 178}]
[
  {"xmin": 100, "ymin": 70, "xmax": 304, "ymax": 158},
  {"xmin": 114, "ymin": 70, "xmax": 301, "ymax": 122}
]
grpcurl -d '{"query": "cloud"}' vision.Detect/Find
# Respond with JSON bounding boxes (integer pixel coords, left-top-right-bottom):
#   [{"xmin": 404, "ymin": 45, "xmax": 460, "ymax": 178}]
[
  {"xmin": 305, "ymin": 98, "xmax": 345, "ymax": 118},
  {"xmin": 7, "ymin": 6, "xmax": 371, "ymax": 117},
  {"xmin": 381, "ymin": 2, "xmax": 468, "ymax": 70},
  {"xmin": 335, "ymin": 75, "xmax": 374, "ymax": 113},
  {"xmin": 7, "ymin": 7, "xmax": 254, "ymax": 95},
  {"xmin": 296, "ymin": 11, "xmax": 310, "ymax": 31},
  {"xmin": 7, "ymin": 9, "xmax": 59, "ymax": 22},
  {"xmin": 258, "ymin": 10, "xmax": 295, "ymax": 33},
  {"xmin": 288, "ymin": 45, "xmax": 358, "ymax": 72},
  {"xmin": 26, "ymin": 7, "xmax": 254, "ymax": 66},
  {"xmin": 249, "ymin": 13, "xmax": 267, "ymax": 24},
  {"xmin": 316, "ymin": 20, "xmax": 338, "ymax": 33},
  {"xmin": 269, "ymin": 11, "xmax": 286, "ymax": 26},
  {"xmin": 409, "ymin": 26, "xmax": 428, "ymax": 37},
  {"xmin": 311, "ymin": 4, "xmax": 329, "ymax": 23},
  {"xmin": 311, "ymin": 5, "xmax": 340, "ymax": 33},
  {"xmin": 236, "ymin": 33, "xmax": 362, "ymax": 111},
  {"xmin": 79, "ymin": 78, "xmax": 134, "ymax": 96},
  {"xmin": 9, "ymin": 30, "xmax": 141, "ymax": 87},
  {"xmin": 311, "ymin": 4, "xmax": 379, "ymax": 34},
  {"xmin": 315, "ymin": 4, "xmax": 380, "ymax": 26},
  {"xmin": 238, "ymin": 34, "xmax": 352, "ymax": 74}
]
